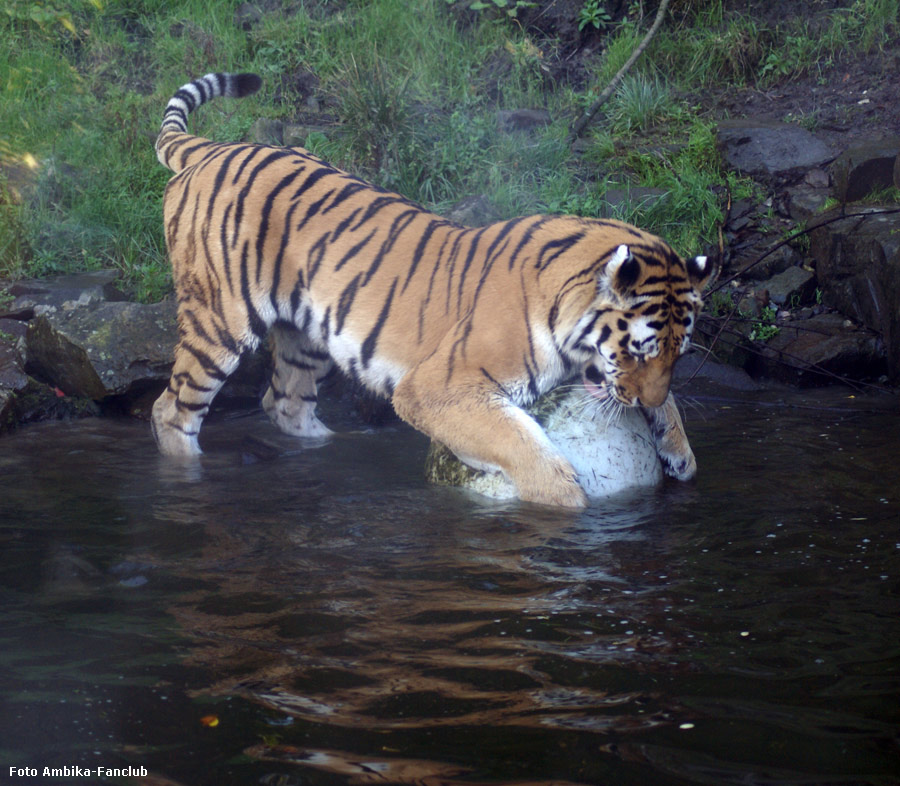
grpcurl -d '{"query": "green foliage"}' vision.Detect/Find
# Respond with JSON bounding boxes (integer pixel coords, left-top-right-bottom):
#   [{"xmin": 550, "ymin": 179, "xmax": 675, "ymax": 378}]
[
  {"xmin": 0, "ymin": 198, "xmax": 30, "ymax": 281},
  {"xmin": 3, "ymin": 0, "xmax": 102, "ymax": 36},
  {"xmin": 749, "ymin": 305, "xmax": 780, "ymax": 342},
  {"xmin": 578, "ymin": 1, "xmax": 613, "ymax": 31},
  {"xmin": 651, "ymin": 0, "xmax": 898, "ymax": 86},
  {"xmin": 652, "ymin": 10, "xmax": 768, "ymax": 85},
  {"xmin": 554, "ymin": 119, "xmax": 756, "ymax": 258},
  {"xmin": 596, "ymin": 22, "xmax": 644, "ymax": 83},
  {"xmin": 706, "ymin": 289, "xmax": 737, "ymax": 319},
  {"xmin": 465, "ymin": 0, "xmax": 536, "ymax": 19},
  {"xmin": 334, "ymin": 54, "xmax": 416, "ymax": 177},
  {"xmin": 608, "ymin": 74, "xmax": 677, "ymax": 134},
  {"xmin": 859, "ymin": 185, "xmax": 900, "ymax": 204}
]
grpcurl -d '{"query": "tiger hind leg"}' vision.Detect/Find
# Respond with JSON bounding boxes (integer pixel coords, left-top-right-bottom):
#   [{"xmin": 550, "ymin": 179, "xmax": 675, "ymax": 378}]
[
  {"xmin": 262, "ymin": 323, "xmax": 333, "ymax": 438},
  {"xmin": 640, "ymin": 392, "xmax": 697, "ymax": 480},
  {"xmin": 152, "ymin": 339, "xmax": 242, "ymax": 456}
]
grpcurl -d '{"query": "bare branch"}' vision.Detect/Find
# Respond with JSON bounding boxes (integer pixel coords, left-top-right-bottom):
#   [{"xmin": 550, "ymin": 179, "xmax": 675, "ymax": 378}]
[{"xmin": 568, "ymin": 0, "xmax": 671, "ymax": 144}]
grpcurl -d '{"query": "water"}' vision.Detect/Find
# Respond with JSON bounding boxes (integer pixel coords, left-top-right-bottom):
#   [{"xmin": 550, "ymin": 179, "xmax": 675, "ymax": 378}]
[{"xmin": 1, "ymin": 388, "xmax": 898, "ymax": 785}]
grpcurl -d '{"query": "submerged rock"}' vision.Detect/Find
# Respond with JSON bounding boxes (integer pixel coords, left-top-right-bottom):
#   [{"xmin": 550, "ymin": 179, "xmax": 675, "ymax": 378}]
[{"xmin": 425, "ymin": 388, "xmax": 663, "ymax": 501}]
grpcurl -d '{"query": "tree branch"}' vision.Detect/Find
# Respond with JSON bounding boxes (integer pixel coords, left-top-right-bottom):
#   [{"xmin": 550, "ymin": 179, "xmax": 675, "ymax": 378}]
[{"xmin": 567, "ymin": 0, "xmax": 672, "ymax": 144}]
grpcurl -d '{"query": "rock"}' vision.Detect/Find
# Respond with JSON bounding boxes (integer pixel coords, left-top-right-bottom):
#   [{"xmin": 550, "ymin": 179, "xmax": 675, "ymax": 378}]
[
  {"xmin": 719, "ymin": 200, "xmax": 801, "ymax": 279},
  {"xmin": 601, "ymin": 187, "xmax": 669, "ymax": 217},
  {"xmin": 0, "ymin": 318, "xmax": 28, "ymax": 390},
  {"xmin": 761, "ymin": 265, "xmax": 816, "ymax": 307},
  {"xmin": 702, "ymin": 316, "xmax": 756, "ymax": 372},
  {"xmin": 2, "ymin": 378, "xmax": 98, "ymax": 432},
  {"xmin": 785, "ymin": 185, "xmax": 831, "ymax": 224},
  {"xmin": 234, "ymin": 2, "xmax": 263, "ymax": 30},
  {"xmin": 1, "ymin": 312, "xmax": 100, "ymax": 434},
  {"xmin": 730, "ymin": 238, "xmax": 801, "ymax": 280},
  {"xmin": 803, "ymin": 168, "xmax": 830, "ymax": 188},
  {"xmin": 12, "ymin": 287, "xmax": 358, "ymax": 423},
  {"xmin": 3, "ymin": 270, "xmax": 126, "ymax": 319},
  {"xmin": 0, "ymin": 388, "xmax": 16, "ymax": 431},
  {"xmin": 283, "ymin": 124, "xmax": 329, "ymax": 147},
  {"xmin": 716, "ymin": 119, "xmax": 832, "ymax": 185},
  {"xmin": 1, "ymin": 319, "xmax": 31, "ymax": 431},
  {"xmin": 752, "ymin": 312, "xmax": 885, "ymax": 386},
  {"xmin": 442, "ymin": 195, "xmax": 500, "ymax": 227},
  {"xmin": 0, "ymin": 319, "xmax": 30, "ymax": 432},
  {"xmin": 832, "ymin": 138, "xmax": 900, "ymax": 202},
  {"xmin": 497, "ymin": 108, "xmax": 551, "ymax": 134},
  {"xmin": 248, "ymin": 118, "xmax": 284, "ymax": 145},
  {"xmin": 894, "ymin": 153, "xmax": 900, "ymax": 189},
  {"xmin": 25, "ymin": 300, "xmax": 178, "ymax": 399},
  {"xmin": 810, "ymin": 207, "xmax": 900, "ymax": 381},
  {"xmin": 673, "ymin": 349, "xmax": 763, "ymax": 392},
  {"xmin": 425, "ymin": 388, "xmax": 663, "ymax": 501}
]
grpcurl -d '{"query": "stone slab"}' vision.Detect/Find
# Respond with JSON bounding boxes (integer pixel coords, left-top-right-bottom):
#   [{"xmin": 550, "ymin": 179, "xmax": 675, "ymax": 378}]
[
  {"xmin": 716, "ymin": 120, "xmax": 832, "ymax": 184},
  {"xmin": 832, "ymin": 138, "xmax": 900, "ymax": 202}
]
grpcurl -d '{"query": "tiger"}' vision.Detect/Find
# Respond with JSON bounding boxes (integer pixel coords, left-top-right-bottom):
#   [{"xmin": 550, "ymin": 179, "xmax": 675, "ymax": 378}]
[{"xmin": 151, "ymin": 72, "xmax": 713, "ymax": 508}]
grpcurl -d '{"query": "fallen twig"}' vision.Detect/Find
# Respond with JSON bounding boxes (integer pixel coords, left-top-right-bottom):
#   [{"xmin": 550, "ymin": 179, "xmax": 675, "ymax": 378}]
[{"xmin": 568, "ymin": 0, "xmax": 671, "ymax": 143}]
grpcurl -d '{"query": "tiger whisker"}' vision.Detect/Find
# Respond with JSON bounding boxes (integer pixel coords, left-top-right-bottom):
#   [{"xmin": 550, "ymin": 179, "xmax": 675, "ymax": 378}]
[{"xmin": 676, "ymin": 395, "xmax": 707, "ymax": 423}]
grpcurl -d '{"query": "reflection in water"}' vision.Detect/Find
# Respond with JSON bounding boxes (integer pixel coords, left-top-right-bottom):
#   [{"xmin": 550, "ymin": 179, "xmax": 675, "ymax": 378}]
[
  {"xmin": 0, "ymin": 395, "xmax": 899, "ymax": 786},
  {"xmin": 245, "ymin": 744, "xmax": 588, "ymax": 785}
]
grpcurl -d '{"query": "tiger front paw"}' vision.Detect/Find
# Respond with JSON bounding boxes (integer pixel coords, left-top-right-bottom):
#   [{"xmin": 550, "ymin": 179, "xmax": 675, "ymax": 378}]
[
  {"xmin": 658, "ymin": 445, "xmax": 697, "ymax": 481},
  {"xmin": 515, "ymin": 461, "xmax": 588, "ymax": 508},
  {"xmin": 640, "ymin": 394, "xmax": 697, "ymax": 482},
  {"xmin": 525, "ymin": 480, "xmax": 589, "ymax": 508}
]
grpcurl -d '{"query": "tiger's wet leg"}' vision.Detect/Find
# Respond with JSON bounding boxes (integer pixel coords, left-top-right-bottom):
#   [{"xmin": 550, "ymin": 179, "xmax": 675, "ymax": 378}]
[
  {"xmin": 394, "ymin": 365, "xmax": 587, "ymax": 508},
  {"xmin": 262, "ymin": 323, "xmax": 333, "ymax": 438},
  {"xmin": 640, "ymin": 392, "xmax": 696, "ymax": 480},
  {"xmin": 152, "ymin": 339, "xmax": 242, "ymax": 456}
]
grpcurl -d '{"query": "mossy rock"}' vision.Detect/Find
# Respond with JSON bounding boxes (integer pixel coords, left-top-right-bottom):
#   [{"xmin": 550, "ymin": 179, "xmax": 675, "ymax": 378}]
[{"xmin": 425, "ymin": 388, "xmax": 663, "ymax": 501}]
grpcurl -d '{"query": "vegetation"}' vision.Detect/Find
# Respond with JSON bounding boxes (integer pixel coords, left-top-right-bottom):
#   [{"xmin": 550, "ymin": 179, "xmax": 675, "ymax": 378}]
[{"xmin": 0, "ymin": 0, "xmax": 896, "ymax": 301}]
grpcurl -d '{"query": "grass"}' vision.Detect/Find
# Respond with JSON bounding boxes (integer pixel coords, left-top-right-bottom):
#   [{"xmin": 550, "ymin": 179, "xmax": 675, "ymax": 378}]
[
  {"xmin": 651, "ymin": 0, "xmax": 899, "ymax": 86},
  {"xmin": 0, "ymin": 0, "xmax": 895, "ymax": 301}
]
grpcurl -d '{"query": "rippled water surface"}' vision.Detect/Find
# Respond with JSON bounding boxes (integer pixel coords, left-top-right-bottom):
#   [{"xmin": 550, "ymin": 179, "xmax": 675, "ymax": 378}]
[{"xmin": 1, "ymin": 390, "xmax": 899, "ymax": 785}]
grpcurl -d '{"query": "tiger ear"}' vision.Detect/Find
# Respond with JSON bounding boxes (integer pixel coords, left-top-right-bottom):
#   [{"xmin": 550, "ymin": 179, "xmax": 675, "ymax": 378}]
[
  {"xmin": 686, "ymin": 254, "xmax": 714, "ymax": 290},
  {"xmin": 600, "ymin": 244, "xmax": 640, "ymax": 295}
]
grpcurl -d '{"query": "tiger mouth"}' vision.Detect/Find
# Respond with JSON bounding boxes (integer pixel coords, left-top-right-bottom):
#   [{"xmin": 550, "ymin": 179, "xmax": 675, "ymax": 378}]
[{"xmin": 582, "ymin": 366, "xmax": 610, "ymax": 400}]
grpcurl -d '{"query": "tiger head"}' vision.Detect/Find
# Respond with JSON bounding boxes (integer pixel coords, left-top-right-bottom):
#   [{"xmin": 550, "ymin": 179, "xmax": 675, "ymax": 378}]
[{"xmin": 575, "ymin": 243, "xmax": 713, "ymax": 409}]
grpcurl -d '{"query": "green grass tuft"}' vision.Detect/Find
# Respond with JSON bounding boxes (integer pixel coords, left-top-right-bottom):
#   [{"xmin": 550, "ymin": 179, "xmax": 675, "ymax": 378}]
[{"xmin": 0, "ymin": 0, "xmax": 893, "ymax": 300}]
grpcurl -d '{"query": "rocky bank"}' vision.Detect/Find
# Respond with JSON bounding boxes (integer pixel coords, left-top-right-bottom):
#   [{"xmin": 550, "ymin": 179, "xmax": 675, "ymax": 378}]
[{"xmin": 3, "ymin": 4, "xmax": 900, "ymax": 434}]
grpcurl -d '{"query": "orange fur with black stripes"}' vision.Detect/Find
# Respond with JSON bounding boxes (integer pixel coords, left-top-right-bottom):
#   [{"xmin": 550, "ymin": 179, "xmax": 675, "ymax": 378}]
[{"xmin": 151, "ymin": 73, "xmax": 712, "ymax": 507}]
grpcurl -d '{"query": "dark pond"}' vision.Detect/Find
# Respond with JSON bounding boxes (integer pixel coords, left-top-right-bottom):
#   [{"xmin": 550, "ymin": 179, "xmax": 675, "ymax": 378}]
[{"xmin": 1, "ymin": 387, "xmax": 898, "ymax": 786}]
